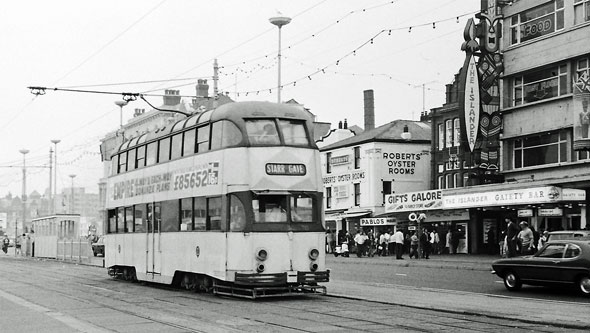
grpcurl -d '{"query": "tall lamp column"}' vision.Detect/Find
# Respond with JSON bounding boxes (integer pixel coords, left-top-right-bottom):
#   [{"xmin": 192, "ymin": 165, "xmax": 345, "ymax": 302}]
[
  {"xmin": 269, "ymin": 15, "xmax": 291, "ymax": 104},
  {"xmin": 19, "ymin": 149, "xmax": 29, "ymax": 238},
  {"xmin": 69, "ymin": 174, "xmax": 76, "ymax": 214},
  {"xmin": 50, "ymin": 139, "xmax": 60, "ymax": 215}
]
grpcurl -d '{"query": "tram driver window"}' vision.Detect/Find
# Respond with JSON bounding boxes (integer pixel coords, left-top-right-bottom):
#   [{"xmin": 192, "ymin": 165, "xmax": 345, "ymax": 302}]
[
  {"xmin": 254, "ymin": 195, "xmax": 287, "ymax": 223},
  {"xmin": 246, "ymin": 120, "xmax": 280, "ymax": 145}
]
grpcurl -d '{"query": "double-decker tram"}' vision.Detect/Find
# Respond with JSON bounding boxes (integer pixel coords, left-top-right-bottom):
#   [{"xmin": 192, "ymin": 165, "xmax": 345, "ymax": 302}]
[{"xmin": 105, "ymin": 101, "xmax": 329, "ymax": 298}]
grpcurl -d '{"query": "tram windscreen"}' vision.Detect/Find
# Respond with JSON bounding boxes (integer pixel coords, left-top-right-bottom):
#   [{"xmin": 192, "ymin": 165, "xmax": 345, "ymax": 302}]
[
  {"xmin": 245, "ymin": 119, "xmax": 309, "ymax": 146},
  {"xmin": 253, "ymin": 193, "xmax": 315, "ymax": 223}
]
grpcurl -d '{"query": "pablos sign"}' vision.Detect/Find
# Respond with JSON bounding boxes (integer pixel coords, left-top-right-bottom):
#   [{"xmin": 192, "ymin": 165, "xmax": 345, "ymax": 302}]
[{"xmin": 360, "ymin": 218, "xmax": 395, "ymax": 226}]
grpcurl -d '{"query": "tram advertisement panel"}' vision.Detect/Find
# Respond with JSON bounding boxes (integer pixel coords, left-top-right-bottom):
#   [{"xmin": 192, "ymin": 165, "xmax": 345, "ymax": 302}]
[{"xmin": 107, "ymin": 154, "xmax": 223, "ymax": 208}]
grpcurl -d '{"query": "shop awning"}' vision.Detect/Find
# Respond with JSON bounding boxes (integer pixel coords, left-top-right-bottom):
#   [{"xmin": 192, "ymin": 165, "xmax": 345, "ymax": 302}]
[{"xmin": 325, "ymin": 209, "xmax": 372, "ymax": 221}]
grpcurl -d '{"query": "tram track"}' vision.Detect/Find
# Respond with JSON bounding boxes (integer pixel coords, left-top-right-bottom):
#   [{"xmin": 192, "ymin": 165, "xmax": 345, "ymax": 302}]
[{"xmin": 0, "ymin": 257, "xmax": 581, "ymax": 332}]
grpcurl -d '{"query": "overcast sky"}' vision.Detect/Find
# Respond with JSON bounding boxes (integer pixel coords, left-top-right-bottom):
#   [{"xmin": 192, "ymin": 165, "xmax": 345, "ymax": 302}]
[{"xmin": 0, "ymin": 0, "xmax": 478, "ymax": 197}]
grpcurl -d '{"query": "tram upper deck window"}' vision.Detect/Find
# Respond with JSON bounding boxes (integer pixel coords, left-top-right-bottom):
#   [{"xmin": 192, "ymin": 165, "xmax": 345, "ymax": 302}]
[
  {"xmin": 246, "ymin": 120, "xmax": 280, "ymax": 145},
  {"xmin": 279, "ymin": 120, "xmax": 309, "ymax": 146},
  {"xmin": 170, "ymin": 133, "xmax": 183, "ymax": 160},
  {"xmin": 196, "ymin": 126, "xmax": 210, "ymax": 152},
  {"xmin": 211, "ymin": 120, "xmax": 243, "ymax": 150},
  {"xmin": 146, "ymin": 141, "xmax": 157, "ymax": 166}
]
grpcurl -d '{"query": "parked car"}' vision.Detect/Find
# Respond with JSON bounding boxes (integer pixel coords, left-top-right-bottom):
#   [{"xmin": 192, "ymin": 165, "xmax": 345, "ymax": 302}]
[
  {"xmin": 491, "ymin": 240, "xmax": 590, "ymax": 296},
  {"xmin": 546, "ymin": 230, "xmax": 590, "ymax": 242},
  {"xmin": 92, "ymin": 236, "xmax": 104, "ymax": 257}
]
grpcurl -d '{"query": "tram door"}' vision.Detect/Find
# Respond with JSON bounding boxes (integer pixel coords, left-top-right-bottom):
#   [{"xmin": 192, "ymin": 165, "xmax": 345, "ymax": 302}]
[{"xmin": 146, "ymin": 203, "xmax": 162, "ymax": 278}]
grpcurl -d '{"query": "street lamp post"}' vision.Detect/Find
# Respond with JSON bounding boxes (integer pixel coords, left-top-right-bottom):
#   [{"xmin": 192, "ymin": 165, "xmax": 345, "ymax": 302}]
[
  {"xmin": 19, "ymin": 149, "xmax": 29, "ymax": 238},
  {"xmin": 269, "ymin": 15, "xmax": 291, "ymax": 104},
  {"xmin": 115, "ymin": 100, "xmax": 128, "ymax": 139},
  {"xmin": 69, "ymin": 174, "xmax": 76, "ymax": 214},
  {"xmin": 49, "ymin": 139, "xmax": 61, "ymax": 214},
  {"xmin": 50, "ymin": 139, "xmax": 60, "ymax": 215}
]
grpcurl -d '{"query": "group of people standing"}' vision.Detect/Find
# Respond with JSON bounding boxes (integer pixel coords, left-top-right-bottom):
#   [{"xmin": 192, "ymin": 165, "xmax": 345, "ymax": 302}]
[
  {"xmin": 326, "ymin": 227, "xmax": 464, "ymax": 259},
  {"xmin": 500, "ymin": 217, "xmax": 547, "ymax": 258}
]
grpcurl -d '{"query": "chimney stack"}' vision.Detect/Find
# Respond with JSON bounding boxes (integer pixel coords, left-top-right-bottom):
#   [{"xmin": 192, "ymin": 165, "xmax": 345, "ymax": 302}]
[
  {"xmin": 363, "ymin": 90, "xmax": 375, "ymax": 131},
  {"xmin": 196, "ymin": 79, "xmax": 209, "ymax": 98},
  {"xmin": 163, "ymin": 89, "xmax": 181, "ymax": 106}
]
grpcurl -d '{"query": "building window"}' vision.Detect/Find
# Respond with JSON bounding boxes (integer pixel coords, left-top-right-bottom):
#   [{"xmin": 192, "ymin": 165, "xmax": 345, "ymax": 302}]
[
  {"xmin": 326, "ymin": 187, "xmax": 332, "ymax": 209},
  {"xmin": 453, "ymin": 118, "xmax": 461, "ymax": 147},
  {"xmin": 382, "ymin": 181, "xmax": 391, "ymax": 205},
  {"xmin": 513, "ymin": 131, "xmax": 567, "ymax": 168},
  {"xmin": 354, "ymin": 146, "xmax": 361, "ymax": 169},
  {"xmin": 438, "ymin": 123, "xmax": 444, "ymax": 150},
  {"xmin": 445, "ymin": 119, "xmax": 453, "ymax": 148},
  {"xmin": 354, "ymin": 183, "xmax": 361, "ymax": 206},
  {"xmin": 577, "ymin": 150, "xmax": 590, "ymax": 161},
  {"xmin": 510, "ymin": 0, "xmax": 564, "ymax": 45},
  {"xmin": 445, "ymin": 174, "xmax": 453, "ymax": 189},
  {"xmin": 437, "ymin": 176, "xmax": 443, "ymax": 189},
  {"xmin": 326, "ymin": 152, "xmax": 332, "ymax": 174},
  {"xmin": 574, "ymin": 0, "xmax": 590, "ymax": 24},
  {"xmin": 453, "ymin": 173, "xmax": 460, "ymax": 188},
  {"xmin": 576, "ymin": 57, "xmax": 590, "ymax": 80},
  {"xmin": 512, "ymin": 64, "xmax": 568, "ymax": 106}
]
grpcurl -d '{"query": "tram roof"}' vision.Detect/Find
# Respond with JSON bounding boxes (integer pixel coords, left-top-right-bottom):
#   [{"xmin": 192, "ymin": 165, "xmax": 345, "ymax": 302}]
[{"xmin": 116, "ymin": 101, "xmax": 311, "ymax": 153}]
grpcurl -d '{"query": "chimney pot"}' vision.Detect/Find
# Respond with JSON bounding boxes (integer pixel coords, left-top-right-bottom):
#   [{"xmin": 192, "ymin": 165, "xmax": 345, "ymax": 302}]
[
  {"xmin": 344, "ymin": 119, "xmax": 348, "ymax": 129},
  {"xmin": 338, "ymin": 121, "xmax": 342, "ymax": 129}
]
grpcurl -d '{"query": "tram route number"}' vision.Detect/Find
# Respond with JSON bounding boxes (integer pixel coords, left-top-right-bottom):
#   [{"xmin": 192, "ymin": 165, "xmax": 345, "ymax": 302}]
[{"xmin": 173, "ymin": 170, "xmax": 209, "ymax": 190}]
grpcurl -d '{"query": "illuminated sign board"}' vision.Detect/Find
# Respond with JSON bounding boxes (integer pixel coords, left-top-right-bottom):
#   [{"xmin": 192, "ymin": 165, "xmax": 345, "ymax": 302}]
[
  {"xmin": 360, "ymin": 218, "xmax": 396, "ymax": 226},
  {"xmin": 265, "ymin": 163, "xmax": 306, "ymax": 176},
  {"xmin": 464, "ymin": 54, "xmax": 480, "ymax": 152},
  {"xmin": 385, "ymin": 190, "xmax": 443, "ymax": 213}
]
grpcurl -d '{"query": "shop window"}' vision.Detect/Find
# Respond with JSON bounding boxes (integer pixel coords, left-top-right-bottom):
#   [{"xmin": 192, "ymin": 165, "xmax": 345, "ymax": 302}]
[
  {"xmin": 574, "ymin": 0, "xmax": 590, "ymax": 24},
  {"xmin": 382, "ymin": 181, "xmax": 391, "ymax": 204},
  {"xmin": 513, "ymin": 131, "xmax": 568, "ymax": 168},
  {"xmin": 354, "ymin": 146, "xmax": 361, "ymax": 169},
  {"xmin": 445, "ymin": 119, "xmax": 453, "ymax": 148},
  {"xmin": 463, "ymin": 173, "xmax": 469, "ymax": 187},
  {"xmin": 229, "ymin": 195, "xmax": 246, "ymax": 231},
  {"xmin": 453, "ymin": 118, "xmax": 461, "ymax": 147},
  {"xmin": 512, "ymin": 64, "xmax": 568, "ymax": 106},
  {"xmin": 160, "ymin": 200, "xmax": 180, "ymax": 232},
  {"xmin": 437, "ymin": 123, "xmax": 444, "ymax": 150},
  {"xmin": 326, "ymin": 187, "xmax": 332, "ymax": 209},
  {"xmin": 180, "ymin": 198, "xmax": 193, "ymax": 231},
  {"xmin": 354, "ymin": 183, "xmax": 361, "ymax": 206},
  {"xmin": 510, "ymin": 1, "xmax": 564, "ymax": 45}
]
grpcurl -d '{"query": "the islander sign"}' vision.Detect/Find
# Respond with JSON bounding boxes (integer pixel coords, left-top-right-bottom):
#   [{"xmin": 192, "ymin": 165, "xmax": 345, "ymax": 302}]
[{"xmin": 385, "ymin": 190, "xmax": 443, "ymax": 213}]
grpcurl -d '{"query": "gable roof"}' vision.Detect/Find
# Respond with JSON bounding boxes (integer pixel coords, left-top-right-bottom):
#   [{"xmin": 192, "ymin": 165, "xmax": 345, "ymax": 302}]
[{"xmin": 319, "ymin": 119, "xmax": 431, "ymax": 151}]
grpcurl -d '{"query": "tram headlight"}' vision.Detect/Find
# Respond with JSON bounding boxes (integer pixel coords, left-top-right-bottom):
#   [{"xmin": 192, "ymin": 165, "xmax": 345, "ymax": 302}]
[
  {"xmin": 310, "ymin": 262, "xmax": 318, "ymax": 272},
  {"xmin": 256, "ymin": 248, "xmax": 268, "ymax": 261},
  {"xmin": 256, "ymin": 263, "xmax": 265, "ymax": 273},
  {"xmin": 308, "ymin": 248, "xmax": 319, "ymax": 260}
]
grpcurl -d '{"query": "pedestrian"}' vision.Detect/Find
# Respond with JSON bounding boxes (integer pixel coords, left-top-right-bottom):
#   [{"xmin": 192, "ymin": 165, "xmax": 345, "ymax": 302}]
[
  {"xmin": 518, "ymin": 221, "xmax": 534, "ymax": 255},
  {"xmin": 380, "ymin": 231, "xmax": 390, "ymax": 256},
  {"xmin": 387, "ymin": 229, "xmax": 395, "ymax": 258},
  {"xmin": 430, "ymin": 229, "xmax": 439, "ymax": 255},
  {"xmin": 326, "ymin": 229, "xmax": 335, "ymax": 254},
  {"xmin": 487, "ymin": 227, "xmax": 496, "ymax": 255},
  {"xmin": 393, "ymin": 229, "xmax": 404, "ymax": 259},
  {"xmin": 2, "ymin": 235, "xmax": 9, "ymax": 254},
  {"xmin": 450, "ymin": 228, "xmax": 460, "ymax": 255},
  {"xmin": 354, "ymin": 231, "xmax": 368, "ymax": 257},
  {"xmin": 15, "ymin": 234, "xmax": 23, "ymax": 255},
  {"xmin": 538, "ymin": 230, "xmax": 549, "ymax": 249},
  {"xmin": 499, "ymin": 230, "xmax": 506, "ymax": 257},
  {"xmin": 420, "ymin": 228, "xmax": 430, "ymax": 259},
  {"xmin": 505, "ymin": 218, "xmax": 520, "ymax": 258},
  {"xmin": 445, "ymin": 229, "xmax": 452, "ymax": 254},
  {"xmin": 409, "ymin": 231, "xmax": 419, "ymax": 259}
]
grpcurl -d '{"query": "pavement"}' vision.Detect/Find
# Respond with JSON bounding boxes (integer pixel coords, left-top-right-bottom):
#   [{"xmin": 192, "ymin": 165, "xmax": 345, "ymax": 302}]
[{"xmin": 325, "ymin": 253, "xmax": 590, "ymax": 330}]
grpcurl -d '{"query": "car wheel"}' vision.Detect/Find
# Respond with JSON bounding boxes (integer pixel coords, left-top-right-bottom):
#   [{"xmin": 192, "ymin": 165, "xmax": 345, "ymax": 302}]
[
  {"xmin": 503, "ymin": 270, "xmax": 522, "ymax": 291},
  {"xmin": 578, "ymin": 275, "xmax": 590, "ymax": 296}
]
